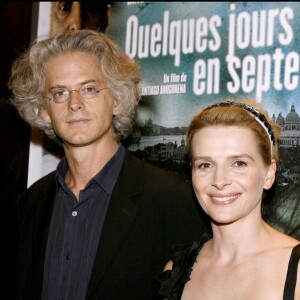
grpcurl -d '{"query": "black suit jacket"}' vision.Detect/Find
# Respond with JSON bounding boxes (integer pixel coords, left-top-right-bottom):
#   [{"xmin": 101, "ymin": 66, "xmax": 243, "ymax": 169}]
[{"xmin": 16, "ymin": 150, "xmax": 209, "ymax": 300}]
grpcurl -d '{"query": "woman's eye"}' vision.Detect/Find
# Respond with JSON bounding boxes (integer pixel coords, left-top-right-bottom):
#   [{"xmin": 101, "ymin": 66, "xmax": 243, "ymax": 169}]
[
  {"xmin": 198, "ymin": 162, "xmax": 211, "ymax": 169},
  {"xmin": 234, "ymin": 160, "xmax": 247, "ymax": 167}
]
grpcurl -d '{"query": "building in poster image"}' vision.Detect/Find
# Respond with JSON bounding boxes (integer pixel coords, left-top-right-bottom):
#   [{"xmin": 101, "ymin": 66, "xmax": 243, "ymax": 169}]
[
  {"xmin": 33, "ymin": 2, "xmax": 300, "ymax": 239},
  {"xmin": 105, "ymin": 2, "xmax": 300, "ymax": 239}
]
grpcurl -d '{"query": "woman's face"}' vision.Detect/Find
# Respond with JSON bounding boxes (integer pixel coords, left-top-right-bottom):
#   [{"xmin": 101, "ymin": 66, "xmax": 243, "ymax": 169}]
[{"xmin": 191, "ymin": 125, "xmax": 276, "ymax": 225}]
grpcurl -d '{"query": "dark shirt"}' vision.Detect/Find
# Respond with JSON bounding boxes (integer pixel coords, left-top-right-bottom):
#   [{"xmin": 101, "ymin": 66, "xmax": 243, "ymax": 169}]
[{"xmin": 42, "ymin": 144, "xmax": 125, "ymax": 300}]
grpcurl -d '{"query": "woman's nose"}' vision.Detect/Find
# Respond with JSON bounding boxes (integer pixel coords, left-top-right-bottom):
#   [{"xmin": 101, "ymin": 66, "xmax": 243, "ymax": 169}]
[{"xmin": 211, "ymin": 167, "xmax": 232, "ymax": 189}]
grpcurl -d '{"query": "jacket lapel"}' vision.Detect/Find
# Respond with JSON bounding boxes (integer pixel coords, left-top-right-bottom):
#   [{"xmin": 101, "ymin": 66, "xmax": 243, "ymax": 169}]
[
  {"xmin": 31, "ymin": 173, "xmax": 57, "ymax": 298},
  {"xmin": 87, "ymin": 151, "xmax": 143, "ymax": 295}
]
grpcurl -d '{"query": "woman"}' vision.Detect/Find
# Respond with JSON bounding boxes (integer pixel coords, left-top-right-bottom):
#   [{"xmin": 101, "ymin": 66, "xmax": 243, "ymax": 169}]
[{"xmin": 158, "ymin": 99, "xmax": 300, "ymax": 300}]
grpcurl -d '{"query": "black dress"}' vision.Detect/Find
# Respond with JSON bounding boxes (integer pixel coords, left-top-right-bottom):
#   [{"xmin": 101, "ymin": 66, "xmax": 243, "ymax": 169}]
[{"xmin": 157, "ymin": 236, "xmax": 300, "ymax": 300}]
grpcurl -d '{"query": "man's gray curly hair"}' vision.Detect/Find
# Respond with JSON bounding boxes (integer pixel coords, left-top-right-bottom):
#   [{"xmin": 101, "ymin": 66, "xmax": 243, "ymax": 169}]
[{"xmin": 8, "ymin": 29, "xmax": 141, "ymax": 142}]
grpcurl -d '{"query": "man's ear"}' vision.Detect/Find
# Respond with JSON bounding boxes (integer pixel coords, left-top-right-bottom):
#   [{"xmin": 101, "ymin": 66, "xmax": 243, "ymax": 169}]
[
  {"xmin": 113, "ymin": 100, "xmax": 121, "ymax": 116},
  {"xmin": 263, "ymin": 159, "xmax": 276, "ymax": 190},
  {"xmin": 40, "ymin": 107, "xmax": 52, "ymax": 124}
]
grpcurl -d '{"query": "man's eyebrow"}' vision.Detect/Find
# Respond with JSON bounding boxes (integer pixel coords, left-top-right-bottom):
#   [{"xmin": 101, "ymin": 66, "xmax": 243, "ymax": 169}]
[{"xmin": 49, "ymin": 80, "xmax": 99, "ymax": 90}]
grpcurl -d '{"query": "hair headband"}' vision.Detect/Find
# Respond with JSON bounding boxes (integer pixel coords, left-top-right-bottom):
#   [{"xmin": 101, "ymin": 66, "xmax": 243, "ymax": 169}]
[{"xmin": 203, "ymin": 100, "xmax": 276, "ymax": 151}]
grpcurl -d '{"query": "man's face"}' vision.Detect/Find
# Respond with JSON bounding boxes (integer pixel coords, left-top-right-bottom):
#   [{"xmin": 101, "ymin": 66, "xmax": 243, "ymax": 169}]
[
  {"xmin": 41, "ymin": 51, "xmax": 120, "ymax": 149},
  {"xmin": 50, "ymin": 1, "xmax": 111, "ymax": 37}
]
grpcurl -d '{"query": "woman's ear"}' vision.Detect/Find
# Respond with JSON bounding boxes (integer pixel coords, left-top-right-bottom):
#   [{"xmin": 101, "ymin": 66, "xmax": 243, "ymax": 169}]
[{"xmin": 263, "ymin": 159, "xmax": 276, "ymax": 190}]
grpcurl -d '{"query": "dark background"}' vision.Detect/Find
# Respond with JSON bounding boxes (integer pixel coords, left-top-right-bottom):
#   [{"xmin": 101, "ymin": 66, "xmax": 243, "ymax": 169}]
[{"xmin": 0, "ymin": 2, "xmax": 35, "ymax": 296}]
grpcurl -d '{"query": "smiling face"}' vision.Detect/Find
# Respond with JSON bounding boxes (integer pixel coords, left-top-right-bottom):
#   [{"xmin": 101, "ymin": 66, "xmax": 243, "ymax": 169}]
[
  {"xmin": 191, "ymin": 126, "xmax": 276, "ymax": 225},
  {"xmin": 41, "ymin": 51, "xmax": 120, "ymax": 149}
]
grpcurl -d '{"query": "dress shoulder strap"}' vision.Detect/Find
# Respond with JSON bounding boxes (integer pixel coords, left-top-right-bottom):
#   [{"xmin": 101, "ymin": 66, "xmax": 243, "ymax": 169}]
[{"xmin": 283, "ymin": 244, "xmax": 300, "ymax": 300}]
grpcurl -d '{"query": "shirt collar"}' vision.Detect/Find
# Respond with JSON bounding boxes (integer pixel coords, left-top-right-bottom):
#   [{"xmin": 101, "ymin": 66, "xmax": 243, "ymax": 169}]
[{"xmin": 56, "ymin": 143, "xmax": 125, "ymax": 193}]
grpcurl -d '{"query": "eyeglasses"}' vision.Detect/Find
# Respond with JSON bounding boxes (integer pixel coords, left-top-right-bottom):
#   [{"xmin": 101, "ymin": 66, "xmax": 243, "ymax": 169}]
[{"xmin": 46, "ymin": 84, "xmax": 108, "ymax": 103}]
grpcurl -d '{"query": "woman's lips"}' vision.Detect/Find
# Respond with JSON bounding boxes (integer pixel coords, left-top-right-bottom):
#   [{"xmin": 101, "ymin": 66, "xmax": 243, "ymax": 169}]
[{"xmin": 210, "ymin": 193, "xmax": 241, "ymax": 205}]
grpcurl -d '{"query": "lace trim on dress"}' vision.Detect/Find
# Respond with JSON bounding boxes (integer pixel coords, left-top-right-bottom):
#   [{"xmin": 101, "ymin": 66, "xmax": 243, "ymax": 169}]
[
  {"xmin": 157, "ymin": 241, "xmax": 300, "ymax": 300},
  {"xmin": 156, "ymin": 234, "xmax": 211, "ymax": 300}
]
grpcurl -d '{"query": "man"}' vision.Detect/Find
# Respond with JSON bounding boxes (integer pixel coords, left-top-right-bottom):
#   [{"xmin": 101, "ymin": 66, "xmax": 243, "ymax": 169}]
[{"xmin": 9, "ymin": 30, "xmax": 209, "ymax": 300}]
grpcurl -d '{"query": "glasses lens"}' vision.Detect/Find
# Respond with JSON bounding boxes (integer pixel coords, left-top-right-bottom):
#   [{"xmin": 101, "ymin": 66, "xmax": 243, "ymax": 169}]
[
  {"xmin": 49, "ymin": 84, "xmax": 103, "ymax": 102},
  {"xmin": 52, "ymin": 89, "xmax": 69, "ymax": 103},
  {"xmin": 79, "ymin": 85, "xmax": 98, "ymax": 99}
]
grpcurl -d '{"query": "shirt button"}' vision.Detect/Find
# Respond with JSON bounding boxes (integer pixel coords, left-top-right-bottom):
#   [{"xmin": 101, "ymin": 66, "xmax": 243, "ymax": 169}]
[{"xmin": 72, "ymin": 211, "xmax": 77, "ymax": 217}]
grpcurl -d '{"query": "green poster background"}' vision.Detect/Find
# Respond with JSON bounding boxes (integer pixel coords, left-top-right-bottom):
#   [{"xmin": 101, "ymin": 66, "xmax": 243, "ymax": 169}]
[{"xmin": 106, "ymin": 2, "xmax": 300, "ymax": 238}]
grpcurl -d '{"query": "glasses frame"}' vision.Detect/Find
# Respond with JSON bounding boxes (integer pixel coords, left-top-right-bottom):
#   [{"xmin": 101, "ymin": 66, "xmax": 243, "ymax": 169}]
[{"xmin": 45, "ymin": 85, "xmax": 108, "ymax": 103}]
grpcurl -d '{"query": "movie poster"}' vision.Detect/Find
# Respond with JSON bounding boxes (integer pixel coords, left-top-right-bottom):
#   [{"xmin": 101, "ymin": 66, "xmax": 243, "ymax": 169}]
[{"xmin": 33, "ymin": 2, "xmax": 300, "ymax": 238}]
